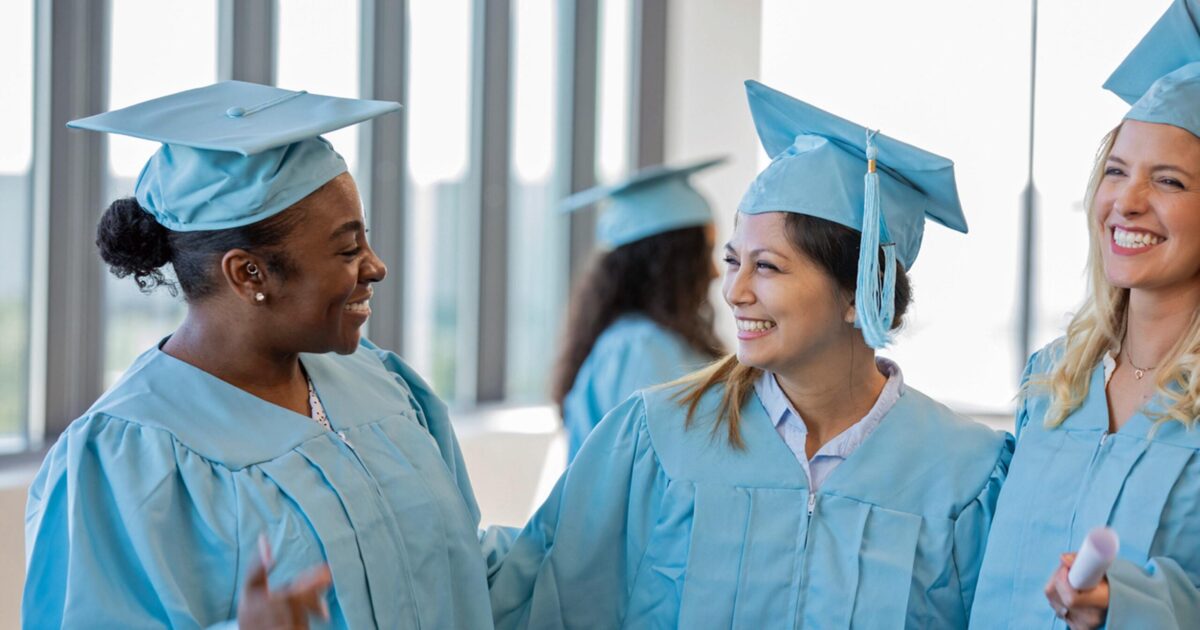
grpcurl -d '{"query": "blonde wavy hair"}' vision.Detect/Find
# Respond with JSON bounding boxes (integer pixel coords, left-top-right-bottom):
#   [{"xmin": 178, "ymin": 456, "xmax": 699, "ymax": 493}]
[{"xmin": 1037, "ymin": 123, "xmax": 1200, "ymax": 429}]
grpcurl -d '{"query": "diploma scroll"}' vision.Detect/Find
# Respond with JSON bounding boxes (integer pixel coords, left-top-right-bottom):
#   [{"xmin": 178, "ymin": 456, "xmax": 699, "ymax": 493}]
[{"xmin": 1067, "ymin": 527, "xmax": 1119, "ymax": 590}]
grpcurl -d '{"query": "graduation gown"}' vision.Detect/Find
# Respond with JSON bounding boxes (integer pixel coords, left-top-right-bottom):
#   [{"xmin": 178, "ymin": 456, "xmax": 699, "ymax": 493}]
[
  {"xmin": 490, "ymin": 378, "xmax": 1013, "ymax": 628},
  {"xmin": 563, "ymin": 314, "xmax": 710, "ymax": 460},
  {"xmin": 23, "ymin": 339, "xmax": 495, "ymax": 629},
  {"xmin": 971, "ymin": 344, "xmax": 1200, "ymax": 629}
]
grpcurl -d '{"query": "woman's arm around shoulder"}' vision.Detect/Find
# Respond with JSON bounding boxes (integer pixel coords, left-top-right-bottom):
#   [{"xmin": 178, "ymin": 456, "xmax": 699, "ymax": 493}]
[{"xmin": 488, "ymin": 392, "xmax": 670, "ymax": 630}]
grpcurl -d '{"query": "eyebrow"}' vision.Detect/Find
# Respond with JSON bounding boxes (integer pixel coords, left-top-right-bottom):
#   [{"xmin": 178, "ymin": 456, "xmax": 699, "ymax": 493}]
[
  {"xmin": 724, "ymin": 243, "xmax": 785, "ymax": 258},
  {"xmin": 1154, "ymin": 164, "xmax": 1197, "ymax": 179},
  {"xmin": 1107, "ymin": 155, "xmax": 1196, "ymax": 178},
  {"xmin": 329, "ymin": 220, "xmax": 363, "ymax": 241}
]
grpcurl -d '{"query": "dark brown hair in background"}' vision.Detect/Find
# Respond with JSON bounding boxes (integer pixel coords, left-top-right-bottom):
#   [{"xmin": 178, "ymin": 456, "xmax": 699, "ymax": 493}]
[{"xmin": 550, "ymin": 225, "xmax": 724, "ymax": 409}]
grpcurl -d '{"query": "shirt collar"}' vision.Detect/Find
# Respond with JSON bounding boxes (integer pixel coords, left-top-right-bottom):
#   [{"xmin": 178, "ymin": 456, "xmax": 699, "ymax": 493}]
[{"xmin": 753, "ymin": 358, "xmax": 905, "ymax": 458}]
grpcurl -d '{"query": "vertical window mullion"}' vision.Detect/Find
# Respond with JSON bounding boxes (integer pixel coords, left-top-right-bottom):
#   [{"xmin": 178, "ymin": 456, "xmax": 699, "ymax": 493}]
[
  {"xmin": 475, "ymin": 0, "xmax": 512, "ymax": 403},
  {"xmin": 359, "ymin": 0, "xmax": 408, "ymax": 355},
  {"xmin": 565, "ymin": 0, "xmax": 599, "ymax": 284},
  {"xmin": 217, "ymin": 0, "xmax": 276, "ymax": 85},
  {"xmin": 630, "ymin": 0, "xmax": 666, "ymax": 169},
  {"xmin": 39, "ymin": 0, "xmax": 110, "ymax": 441}
]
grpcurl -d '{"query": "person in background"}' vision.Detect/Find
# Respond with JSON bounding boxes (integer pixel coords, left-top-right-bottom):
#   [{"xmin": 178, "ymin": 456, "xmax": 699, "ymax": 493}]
[
  {"xmin": 23, "ymin": 82, "xmax": 497, "ymax": 629},
  {"xmin": 488, "ymin": 80, "xmax": 1012, "ymax": 628},
  {"xmin": 972, "ymin": 2, "xmax": 1200, "ymax": 628},
  {"xmin": 551, "ymin": 159, "xmax": 725, "ymax": 460}
]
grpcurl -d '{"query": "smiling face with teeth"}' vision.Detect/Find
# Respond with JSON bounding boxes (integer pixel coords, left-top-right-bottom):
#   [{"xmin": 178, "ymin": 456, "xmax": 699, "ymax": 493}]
[
  {"xmin": 1096, "ymin": 120, "xmax": 1200, "ymax": 293},
  {"xmin": 256, "ymin": 172, "xmax": 387, "ymax": 355},
  {"xmin": 722, "ymin": 211, "xmax": 859, "ymax": 375}
]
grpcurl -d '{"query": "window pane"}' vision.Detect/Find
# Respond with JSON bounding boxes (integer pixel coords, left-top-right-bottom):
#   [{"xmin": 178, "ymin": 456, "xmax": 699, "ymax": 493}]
[
  {"xmin": 0, "ymin": 0, "xmax": 34, "ymax": 448},
  {"xmin": 761, "ymin": 0, "xmax": 1032, "ymax": 413},
  {"xmin": 405, "ymin": 0, "xmax": 478, "ymax": 402},
  {"xmin": 595, "ymin": 0, "xmax": 632, "ymax": 184},
  {"xmin": 277, "ymin": 0, "xmax": 362, "ymax": 181},
  {"xmin": 104, "ymin": 0, "xmax": 217, "ymax": 386},
  {"xmin": 506, "ymin": 0, "xmax": 568, "ymax": 402},
  {"xmin": 1031, "ymin": 1, "xmax": 1168, "ymax": 350}
]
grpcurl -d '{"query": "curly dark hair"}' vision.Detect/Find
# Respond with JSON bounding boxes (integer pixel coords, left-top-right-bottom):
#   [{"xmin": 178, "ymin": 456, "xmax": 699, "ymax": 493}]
[
  {"xmin": 550, "ymin": 225, "xmax": 724, "ymax": 407},
  {"xmin": 95, "ymin": 196, "xmax": 304, "ymax": 300}
]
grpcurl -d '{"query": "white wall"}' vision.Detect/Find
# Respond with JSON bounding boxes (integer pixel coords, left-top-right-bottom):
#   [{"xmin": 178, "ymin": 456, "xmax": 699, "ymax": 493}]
[
  {"xmin": 0, "ymin": 468, "xmax": 32, "ymax": 630},
  {"xmin": 665, "ymin": 0, "xmax": 764, "ymax": 349}
]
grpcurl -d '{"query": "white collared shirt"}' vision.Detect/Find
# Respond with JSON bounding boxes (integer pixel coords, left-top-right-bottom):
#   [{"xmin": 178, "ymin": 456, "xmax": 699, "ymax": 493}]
[{"xmin": 753, "ymin": 358, "xmax": 905, "ymax": 492}]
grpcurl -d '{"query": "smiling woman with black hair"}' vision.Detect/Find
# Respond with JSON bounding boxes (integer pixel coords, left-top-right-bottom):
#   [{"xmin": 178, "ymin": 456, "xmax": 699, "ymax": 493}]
[{"xmin": 23, "ymin": 82, "xmax": 497, "ymax": 629}]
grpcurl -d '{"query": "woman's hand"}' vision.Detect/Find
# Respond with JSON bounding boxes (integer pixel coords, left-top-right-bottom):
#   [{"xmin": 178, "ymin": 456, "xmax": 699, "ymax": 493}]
[
  {"xmin": 238, "ymin": 535, "xmax": 332, "ymax": 629},
  {"xmin": 1045, "ymin": 552, "xmax": 1110, "ymax": 630}
]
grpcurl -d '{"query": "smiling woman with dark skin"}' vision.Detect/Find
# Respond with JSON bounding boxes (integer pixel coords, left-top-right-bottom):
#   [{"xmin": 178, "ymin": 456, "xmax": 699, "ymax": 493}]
[
  {"xmin": 163, "ymin": 173, "xmax": 384, "ymax": 417},
  {"xmin": 23, "ymin": 83, "xmax": 498, "ymax": 629}
]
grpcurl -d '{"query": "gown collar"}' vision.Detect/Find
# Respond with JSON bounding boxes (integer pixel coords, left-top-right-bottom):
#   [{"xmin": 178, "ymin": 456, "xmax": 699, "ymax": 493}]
[{"xmin": 87, "ymin": 340, "xmax": 406, "ymax": 468}]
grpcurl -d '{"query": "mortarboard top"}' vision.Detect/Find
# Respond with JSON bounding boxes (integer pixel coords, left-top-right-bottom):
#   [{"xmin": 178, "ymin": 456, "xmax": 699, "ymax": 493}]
[
  {"xmin": 561, "ymin": 157, "xmax": 726, "ymax": 248},
  {"xmin": 1104, "ymin": 0, "xmax": 1200, "ymax": 139},
  {"xmin": 69, "ymin": 80, "xmax": 401, "ymax": 231},
  {"xmin": 739, "ymin": 80, "xmax": 967, "ymax": 347}
]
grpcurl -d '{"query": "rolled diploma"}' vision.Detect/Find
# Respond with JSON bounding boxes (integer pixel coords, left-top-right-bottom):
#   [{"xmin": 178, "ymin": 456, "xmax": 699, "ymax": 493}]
[{"xmin": 1068, "ymin": 527, "xmax": 1120, "ymax": 590}]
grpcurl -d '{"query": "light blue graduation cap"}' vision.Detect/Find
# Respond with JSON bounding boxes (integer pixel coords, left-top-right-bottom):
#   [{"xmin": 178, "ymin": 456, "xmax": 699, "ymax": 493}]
[
  {"xmin": 1104, "ymin": 0, "xmax": 1200, "ymax": 139},
  {"xmin": 68, "ymin": 80, "xmax": 401, "ymax": 232},
  {"xmin": 560, "ymin": 157, "xmax": 725, "ymax": 248},
  {"xmin": 739, "ymin": 80, "xmax": 967, "ymax": 348}
]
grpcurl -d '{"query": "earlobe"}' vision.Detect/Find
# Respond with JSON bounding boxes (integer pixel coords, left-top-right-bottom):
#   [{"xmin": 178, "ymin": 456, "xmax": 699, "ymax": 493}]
[
  {"xmin": 843, "ymin": 295, "xmax": 857, "ymax": 324},
  {"xmin": 221, "ymin": 249, "xmax": 269, "ymax": 305}
]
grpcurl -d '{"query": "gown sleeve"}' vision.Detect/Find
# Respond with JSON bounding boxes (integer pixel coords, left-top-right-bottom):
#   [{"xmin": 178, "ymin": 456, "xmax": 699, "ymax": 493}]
[
  {"xmin": 953, "ymin": 431, "xmax": 1015, "ymax": 618},
  {"xmin": 487, "ymin": 393, "xmax": 669, "ymax": 629},
  {"xmin": 1014, "ymin": 348, "xmax": 1045, "ymax": 442},
  {"xmin": 1105, "ymin": 449, "xmax": 1200, "ymax": 630},
  {"xmin": 1106, "ymin": 557, "xmax": 1200, "ymax": 629},
  {"xmin": 23, "ymin": 414, "xmax": 242, "ymax": 629},
  {"xmin": 361, "ymin": 339, "xmax": 520, "ymax": 580},
  {"xmin": 361, "ymin": 338, "xmax": 482, "ymax": 525}
]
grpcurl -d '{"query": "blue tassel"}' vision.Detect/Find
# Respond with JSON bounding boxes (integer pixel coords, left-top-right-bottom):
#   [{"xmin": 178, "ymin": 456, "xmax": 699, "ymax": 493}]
[{"xmin": 855, "ymin": 130, "xmax": 896, "ymax": 349}]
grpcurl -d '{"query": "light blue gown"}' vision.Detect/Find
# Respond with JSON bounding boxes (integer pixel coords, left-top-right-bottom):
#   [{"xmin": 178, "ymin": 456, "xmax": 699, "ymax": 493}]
[
  {"xmin": 491, "ymin": 378, "xmax": 1013, "ymax": 628},
  {"xmin": 24, "ymin": 339, "xmax": 495, "ymax": 629},
  {"xmin": 562, "ymin": 314, "xmax": 710, "ymax": 459},
  {"xmin": 971, "ymin": 344, "xmax": 1200, "ymax": 629}
]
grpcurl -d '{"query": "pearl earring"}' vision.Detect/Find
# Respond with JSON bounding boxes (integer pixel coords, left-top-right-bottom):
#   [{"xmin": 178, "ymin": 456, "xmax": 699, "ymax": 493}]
[{"xmin": 255, "ymin": 292, "xmax": 265, "ymax": 303}]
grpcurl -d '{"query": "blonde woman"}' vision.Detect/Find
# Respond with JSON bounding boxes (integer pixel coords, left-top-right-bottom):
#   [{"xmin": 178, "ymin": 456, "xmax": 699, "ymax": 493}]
[{"xmin": 971, "ymin": 2, "xmax": 1200, "ymax": 628}]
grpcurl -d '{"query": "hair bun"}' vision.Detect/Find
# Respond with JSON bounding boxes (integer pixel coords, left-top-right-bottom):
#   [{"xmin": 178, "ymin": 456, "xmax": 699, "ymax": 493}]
[{"xmin": 96, "ymin": 197, "xmax": 172, "ymax": 292}]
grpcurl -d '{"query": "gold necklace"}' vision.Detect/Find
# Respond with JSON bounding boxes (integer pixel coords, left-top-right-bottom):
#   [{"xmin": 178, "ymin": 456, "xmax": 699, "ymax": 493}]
[{"xmin": 1124, "ymin": 339, "xmax": 1158, "ymax": 380}]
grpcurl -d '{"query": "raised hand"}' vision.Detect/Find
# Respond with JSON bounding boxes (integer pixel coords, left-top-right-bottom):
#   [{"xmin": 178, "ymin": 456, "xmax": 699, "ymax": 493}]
[{"xmin": 237, "ymin": 535, "xmax": 333, "ymax": 630}]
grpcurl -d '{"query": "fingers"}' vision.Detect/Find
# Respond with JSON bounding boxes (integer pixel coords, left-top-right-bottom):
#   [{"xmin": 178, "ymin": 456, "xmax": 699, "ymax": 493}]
[
  {"xmin": 1055, "ymin": 570, "xmax": 1081, "ymax": 610},
  {"xmin": 1045, "ymin": 559, "xmax": 1109, "ymax": 630},
  {"xmin": 1045, "ymin": 563, "xmax": 1068, "ymax": 607},
  {"xmin": 284, "ymin": 565, "xmax": 333, "ymax": 622},
  {"xmin": 242, "ymin": 538, "xmax": 272, "ymax": 593},
  {"xmin": 258, "ymin": 533, "xmax": 275, "ymax": 571}
]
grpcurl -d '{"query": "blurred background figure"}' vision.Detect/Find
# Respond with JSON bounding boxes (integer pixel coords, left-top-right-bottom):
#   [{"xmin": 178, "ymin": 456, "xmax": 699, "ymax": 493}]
[{"xmin": 551, "ymin": 158, "xmax": 725, "ymax": 460}]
